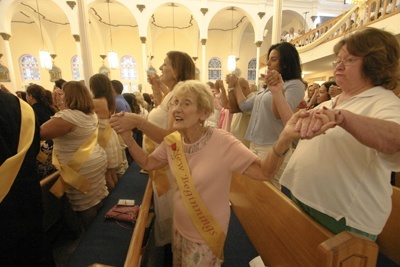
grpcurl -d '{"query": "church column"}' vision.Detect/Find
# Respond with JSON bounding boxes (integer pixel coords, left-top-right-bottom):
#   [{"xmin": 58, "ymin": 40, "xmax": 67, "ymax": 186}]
[
  {"xmin": 140, "ymin": 37, "xmax": 148, "ymax": 93},
  {"xmin": 0, "ymin": 33, "xmax": 17, "ymax": 91},
  {"xmin": 271, "ymin": 0, "xmax": 283, "ymax": 44},
  {"xmin": 255, "ymin": 41, "xmax": 262, "ymax": 86},
  {"xmin": 77, "ymin": 0, "xmax": 94, "ymax": 85},
  {"xmin": 201, "ymin": 39, "xmax": 207, "ymax": 82},
  {"xmin": 73, "ymin": 34, "xmax": 84, "ymax": 80}
]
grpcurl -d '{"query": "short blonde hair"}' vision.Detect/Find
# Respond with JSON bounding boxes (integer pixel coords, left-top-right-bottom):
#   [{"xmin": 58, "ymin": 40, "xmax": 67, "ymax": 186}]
[{"xmin": 173, "ymin": 80, "xmax": 214, "ymax": 115}]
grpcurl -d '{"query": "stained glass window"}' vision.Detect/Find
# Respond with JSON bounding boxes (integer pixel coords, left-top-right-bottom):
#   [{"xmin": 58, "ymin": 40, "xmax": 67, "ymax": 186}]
[
  {"xmin": 120, "ymin": 56, "xmax": 138, "ymax": 81},
  {"xmin": 71, "ymin": 55, "xmax": 80, "ymax": 80},
  {"xmin": 20, "ymin": 55, "xmax": 40, "ymax": 81},
  {"xmin": 247, "ymin": 58, "xmax": 257, "ymax": 81},
  {"xmin": 208, "ymin": 57, "xmax": 222, "ymax": 80}
]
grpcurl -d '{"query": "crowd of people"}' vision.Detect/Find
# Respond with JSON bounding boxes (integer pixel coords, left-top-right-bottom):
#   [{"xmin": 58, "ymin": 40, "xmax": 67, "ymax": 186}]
[{"xmin": 1, "ymin": 27, "xmax": 400, "ymax": 266}]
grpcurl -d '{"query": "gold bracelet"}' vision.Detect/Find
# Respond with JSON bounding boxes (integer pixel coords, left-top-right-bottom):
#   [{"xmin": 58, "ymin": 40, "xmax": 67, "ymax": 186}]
[
  {"xmin": 272, "ymin": 141, "xmax": 289, "ymax": 158},
  {"xmin": 126, "ymin": 139, "xmax": 135, "ymax": 148}
]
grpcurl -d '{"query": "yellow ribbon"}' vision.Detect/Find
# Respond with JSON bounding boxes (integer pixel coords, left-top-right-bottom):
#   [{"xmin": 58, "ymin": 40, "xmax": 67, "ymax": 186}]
[
  {"xmin": 50, "ymin": 127, "xmax": 98, "ymax": 198},
  {"xmin": 98, "ymin": 121, "xmax": 112, "ymax": 148},
  {"xmin": 144, "ymin": 134, "xmax": 170, "ymax": 196},
  {"xmin": 37, "ymin": 141, "xmax": 49, "ymax": 163},
  {"xmin": 164, "ymin": 131, "xmax": 225, "ymax": 261},
  {"xmin": 0, "ymin": 98, "xmax": 35, "ymax": 203}
]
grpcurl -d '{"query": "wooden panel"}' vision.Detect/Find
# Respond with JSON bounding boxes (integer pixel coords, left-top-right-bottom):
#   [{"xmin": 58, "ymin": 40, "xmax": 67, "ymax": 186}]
[
  {"xmin": 230, "ymin": 173, "xmax": 333, "ymax": 267},
  {"xmin": 124, "ymin": 178, "xmax": 153, "ymax": 267},
  {"xmin": 318, "ymin": 231, "xmax": 377, "ymax": 267}
]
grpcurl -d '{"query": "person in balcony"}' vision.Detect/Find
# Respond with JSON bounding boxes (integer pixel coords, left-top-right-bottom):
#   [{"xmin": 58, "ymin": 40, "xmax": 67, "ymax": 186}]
[{"xmin": 283, "ymin": 27, "xmax": 299, "ymax": 42}]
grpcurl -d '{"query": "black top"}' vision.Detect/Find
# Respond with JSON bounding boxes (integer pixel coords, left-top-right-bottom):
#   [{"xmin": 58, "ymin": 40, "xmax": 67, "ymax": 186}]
[
  {"xmin": 0, "ymin": 90, "xmax": 44, "ymax": 265},
  {"xmin": 32, "ymin": 102, "xmax": 55, "ymax": 126}
]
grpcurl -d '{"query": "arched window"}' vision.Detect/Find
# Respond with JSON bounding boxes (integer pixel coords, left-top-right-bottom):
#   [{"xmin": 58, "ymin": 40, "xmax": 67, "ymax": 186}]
[
  {"xmin": 120, "ymin": 55, "xmax": 138, "ymax": 81},
  {"xmin": 20, "ymin": 54, "xmax": 40, "ymax": 81},
  {"xmin": 71, "ymin": 55, "xmax": 81, "ymax": 80},
  {"xmin": 247, "ymin": 58, "xmax": 257, "ymax": 81},
  {"xmin": 208, "ymin": 57, "xmax": 222, "ymax": 80}
]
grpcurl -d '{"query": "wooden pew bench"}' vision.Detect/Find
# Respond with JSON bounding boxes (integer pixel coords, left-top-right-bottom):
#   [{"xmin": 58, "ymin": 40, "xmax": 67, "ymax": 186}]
[{"xmin": 229, "ymin": 173, "xmax": 400, "ymax": 267}]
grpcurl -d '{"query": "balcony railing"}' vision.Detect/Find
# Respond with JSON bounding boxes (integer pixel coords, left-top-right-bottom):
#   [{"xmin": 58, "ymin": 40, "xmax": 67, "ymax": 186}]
[{"xmin": 260, "ymin": 0, "xmax": 400, "ymax": 68}]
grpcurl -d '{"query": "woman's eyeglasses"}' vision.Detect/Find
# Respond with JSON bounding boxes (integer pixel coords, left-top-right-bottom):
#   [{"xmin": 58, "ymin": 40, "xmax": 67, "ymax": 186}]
[{"xmin": 332, "ymin": 57, "xmax": 359, "ymax": 68}]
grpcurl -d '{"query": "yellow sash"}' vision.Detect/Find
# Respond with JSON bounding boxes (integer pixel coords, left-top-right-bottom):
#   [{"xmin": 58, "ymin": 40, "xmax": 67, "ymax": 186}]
[
  {"xmin": 164, "ymin": 131, "xmax": 225, "ymax": 260},
  {"xmin": 0, "ymin": 98, "xmax": 35, "ymax": 203},
  {"xmin": 50, "ymin": 128, "xmax": 98, "ymax": 198},
  {"xmin": 37, "ymin": 141, "xmax": 49, "ymax": 163},
  {"xmin": 144, "ymin": 134, "xmax": 170, "ymax": 196},
  {"xmin": 97, "ymin": 121, "xmax": 112, "ymax": 148}
]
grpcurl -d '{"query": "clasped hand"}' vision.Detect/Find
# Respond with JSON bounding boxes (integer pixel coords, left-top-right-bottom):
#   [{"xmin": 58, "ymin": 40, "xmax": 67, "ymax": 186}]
[{"xmin": 284, "ymin": 107, "xmax": 343, "ymax": 140}]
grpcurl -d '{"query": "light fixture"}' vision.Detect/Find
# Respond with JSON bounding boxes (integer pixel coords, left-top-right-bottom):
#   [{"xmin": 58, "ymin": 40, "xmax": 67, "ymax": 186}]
[
  {"xmin": 227, "ymin": 7, "xmax": 236, "ymax": 72},
  {"xmin": 107, "ymin": 0, "xmax": 118, "ymax": 69},
  {"xmin": 36, "ymin": 0, "xmax": 52, "ymax": 69}
]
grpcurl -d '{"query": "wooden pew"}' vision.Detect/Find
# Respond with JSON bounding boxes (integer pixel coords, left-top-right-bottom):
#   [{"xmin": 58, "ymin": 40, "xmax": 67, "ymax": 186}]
[
  {"xmin": 229, "ymin": 173, "xmax": 400, "ymax": 267},
  {"xmin": 124, "ymin": 178, "xmax": 154, "ymax": 267}
]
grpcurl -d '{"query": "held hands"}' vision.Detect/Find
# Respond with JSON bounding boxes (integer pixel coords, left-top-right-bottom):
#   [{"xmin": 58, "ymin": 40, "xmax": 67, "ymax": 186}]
[
  {"xmin": 110, "ymin": 111, "xmax": 142, "ymax": 134},
  {"xmin": 147, "ymin": 73, "xmax": 161, "ymax": 86},
  {"xmin": 290, "ymin": 107, "xmax": 344, "ymax": 139},
  {"xmin": 281, "ymin": 108, "xmax": 342, "ymax": 141},
  {"xmin": 227, "ymin": 74, "xmax": 238, "ymax": 88},
  {"xmin": 262, "ymin": 70, "xmax": 283, "ymax": 94}
]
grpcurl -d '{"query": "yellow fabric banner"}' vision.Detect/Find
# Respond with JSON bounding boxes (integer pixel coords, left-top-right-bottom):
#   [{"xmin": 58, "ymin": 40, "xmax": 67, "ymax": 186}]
[
  {"xmin": 164, "ymin": 131, "xmax": 225, "ymax": 260},
  {"xmin": 98, "ymin": 121, "xmax": 112, "ymax": 148},
  {"xmin": 50, "ymin": 127, "xmax": 98, "ymax": 198},
  {"xmin": 0, "ymin": 98, "xmax": 35, "ymax": 203},
  {"xmin": 144, "ymin": 134, "xmax": 170, "ymax": 196}
]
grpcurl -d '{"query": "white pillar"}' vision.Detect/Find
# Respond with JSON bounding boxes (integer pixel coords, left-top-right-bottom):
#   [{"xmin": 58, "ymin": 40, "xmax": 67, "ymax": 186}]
[
  {"xmin": 201, "ymin": 39, "xmax": 207, "ymax": 82},
  {"xmin": 140, "ymin": 37, "xmax": 148, "ymax": 93},
  {"xmin": 271, "ymin": 0, "xmax": 283, "ymax": 44},
  {"xmin": 77, "ymin": 0, "xmax": 94, "ymax": 86},
  {"xmin": 1, "ymin": 33, "xmax": 17, "ymax": 92},
  {"xmin": 255, "ymin": 41, "xmax": 262, "ymax": 86},
  {"xmin": 73, "ymin": 35, "xmax": 84, "ymax": 81}
]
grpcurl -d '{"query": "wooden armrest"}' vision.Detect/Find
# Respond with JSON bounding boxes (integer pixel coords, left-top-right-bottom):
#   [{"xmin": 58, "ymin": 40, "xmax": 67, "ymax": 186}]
[
  {"xmin": 318, "ymin": 231, "xmax": 378, "ymax": 267},
  {"xmin": 124, "ymin": 178, "xmax": 153, "ymax": 267}
]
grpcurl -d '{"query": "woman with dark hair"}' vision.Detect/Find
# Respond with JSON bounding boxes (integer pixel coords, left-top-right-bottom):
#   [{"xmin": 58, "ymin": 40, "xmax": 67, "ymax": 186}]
[
  {"xmin": 89, "ymin": 73, "xmax": 120, "ymax": 190},
  {"xmin": 26, "ymin": 84, "xmax": 57, "ymax": 178},
  {"xmin": 230, "ymin": 42, "xmax": 305, "ymax": 189},
  {"xmin": 110, "ymin": 50, "xmax": 195, "ymax": 263}
]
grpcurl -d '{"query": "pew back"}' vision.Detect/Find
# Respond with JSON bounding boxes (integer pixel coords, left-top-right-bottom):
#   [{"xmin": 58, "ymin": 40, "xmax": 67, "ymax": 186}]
[{"xmin": 229, "ymin": 173, "xmax": 379, "ymax": 267}]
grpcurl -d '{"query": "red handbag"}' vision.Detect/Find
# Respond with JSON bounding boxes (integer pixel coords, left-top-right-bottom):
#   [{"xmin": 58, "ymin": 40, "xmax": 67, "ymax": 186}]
[{"xmin": 105, "ymin": 204, "xmax": 140, "ymax": 223}]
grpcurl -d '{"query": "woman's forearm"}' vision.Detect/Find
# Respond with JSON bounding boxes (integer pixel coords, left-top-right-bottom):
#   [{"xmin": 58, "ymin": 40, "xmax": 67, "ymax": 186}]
[{"xmin": 340, "ymin": 110, "xmax": 400, "ymax": 154}]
